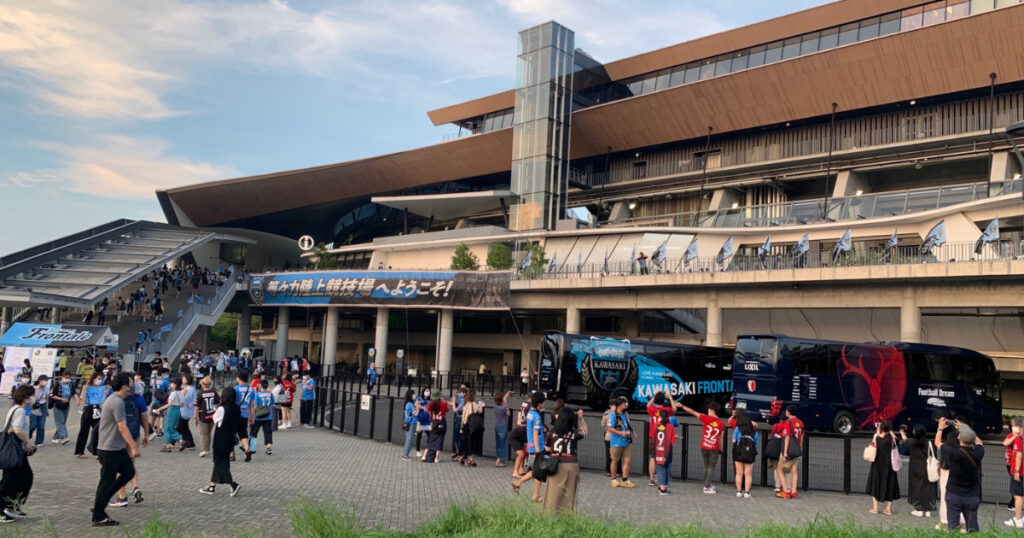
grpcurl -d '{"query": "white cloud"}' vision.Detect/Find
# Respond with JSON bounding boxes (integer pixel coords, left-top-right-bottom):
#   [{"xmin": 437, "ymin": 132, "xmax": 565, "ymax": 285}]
[{"xmin": 7, "ymin": 136, "xmax": 236, "ymax": 199}]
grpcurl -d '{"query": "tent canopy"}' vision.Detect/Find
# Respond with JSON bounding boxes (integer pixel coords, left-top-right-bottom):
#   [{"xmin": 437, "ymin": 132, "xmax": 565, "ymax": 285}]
[{"xmin": 0, "ymin": 323, "xmax": 117, "ymax": 348}]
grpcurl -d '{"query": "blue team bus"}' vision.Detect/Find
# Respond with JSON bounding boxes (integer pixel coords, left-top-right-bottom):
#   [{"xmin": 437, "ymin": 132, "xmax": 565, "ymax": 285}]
[
  {"xmin": 538, "ymin": 331, "xmax": 733, "ymax": 411},
  {"xmin": 732, "ymin": 334, "xmax": 1002, "ymax": 435}
]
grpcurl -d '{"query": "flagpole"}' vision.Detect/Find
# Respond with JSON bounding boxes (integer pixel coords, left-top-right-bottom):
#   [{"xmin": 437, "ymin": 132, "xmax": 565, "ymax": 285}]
[
  {"xmin": 692, "ymin": 126, "xmax": 713, "ymax": 226},
  {"xmin": 821, "ymin": 102, "xmax": 838, "ymax": 221},
  {"xmin": 987, "ymin": 73, "xmax": 997, "ymax": 198}
]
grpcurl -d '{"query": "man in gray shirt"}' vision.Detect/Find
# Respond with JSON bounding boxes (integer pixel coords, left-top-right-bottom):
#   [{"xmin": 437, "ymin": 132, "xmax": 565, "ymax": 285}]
[{"xmin": 91, "ymin": 373, "xmax": 140, "ymax": 527}]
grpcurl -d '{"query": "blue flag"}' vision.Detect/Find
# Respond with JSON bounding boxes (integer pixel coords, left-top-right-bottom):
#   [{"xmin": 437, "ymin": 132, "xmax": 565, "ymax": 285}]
[
  {"xmin": 520, "ymin": 249, "xmax": 532, "ymax": 270},
  {"xmin": 684, "ymin": 239, "xmax": 699, "ymax": 263},
  {"xmin": 887, "ymin": 228, "xmax": 898, "ymax": 250},
  {"xmin": 919, "ymin": 220, "xmax": 946, "ymax": 255},
  {"xmin": 161, "ymin": 324, "xmax": 173, "ymax": 333},
  {"xmin": 792, "ymin": 234, "xmax": 810, "ymax": 256},
  {"xmin": 757, "ymin": 236, "xmax": 771, "ymax": 257},
  {"xmin": 651, "ymin": 241, "xmax": 667, "ymax": 266},
  {"xmin": 975, "ymin": 217, "xmax": 999, "ymax": 254},
  {"xmin": 548, "ymin": 253, "xmax": 558, "ymax": 272},
  {"xmin": 177, "ymin": 309, "xmax": 184, "ymax": 318},
  {"xmin": 834, "ymin": 229, "xmax": 853, "ymax": 253},
  {"xmin": 716, "ymin": 237, "xmax": 735, "ymax": 267}
]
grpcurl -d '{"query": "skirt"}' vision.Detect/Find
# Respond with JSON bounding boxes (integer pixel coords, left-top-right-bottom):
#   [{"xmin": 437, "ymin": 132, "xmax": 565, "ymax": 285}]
[{"xmin": 542, "ymin": 462, "xmax": 579, "ymax": 513}]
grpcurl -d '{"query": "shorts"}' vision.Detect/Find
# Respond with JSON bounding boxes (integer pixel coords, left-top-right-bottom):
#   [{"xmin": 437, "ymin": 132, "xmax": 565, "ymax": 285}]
[
  {"xmin": 511, "ymin": 436, "xmax": 524, "ymax": 453},
  {"xmin": 767, "ymin": 458, "xmax": 779, "ymax": 470},
  {"xmin": 284, "ymin": 402, "xmax": 293, "ymax": 409},
  {"xmin": 609, "ymin": 446, "xmax": 629, "ymax": 461},
  {"xmin": 781, "ymin": 456, "xmax": 800, "ymax": 472},
  {"xmin": 1013, "ymin": 478, "xmax": 1024, "ymax": 497},
  {"xmin": 237, "ymin": 417, "xmax": 250, "ymax": 439}
]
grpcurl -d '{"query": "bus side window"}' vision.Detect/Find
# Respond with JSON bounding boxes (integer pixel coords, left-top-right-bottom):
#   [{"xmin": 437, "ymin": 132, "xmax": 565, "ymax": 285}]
[
  {"xmin": 908, "ymin": 353, "xmax": 930, "ymax": 380},
  {"xmin": 926, "ymin": 353, "xmax": 953, "ymax": 383}
]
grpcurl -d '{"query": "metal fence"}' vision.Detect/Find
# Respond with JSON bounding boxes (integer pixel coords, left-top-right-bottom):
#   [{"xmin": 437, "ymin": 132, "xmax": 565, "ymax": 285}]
[{"xmin": 312, "ymin": 376, "xmax": 1016, "ymax": 499}]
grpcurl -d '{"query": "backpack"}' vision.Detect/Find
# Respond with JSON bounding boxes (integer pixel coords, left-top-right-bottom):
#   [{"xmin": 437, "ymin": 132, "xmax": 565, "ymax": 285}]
[
  {"xmin": 467, "ymin": 412, "xmax": 484, "ymax": 435},
  {"xmin": 733, "ymin": 434, "xmax": 757, "ymax": 463}
]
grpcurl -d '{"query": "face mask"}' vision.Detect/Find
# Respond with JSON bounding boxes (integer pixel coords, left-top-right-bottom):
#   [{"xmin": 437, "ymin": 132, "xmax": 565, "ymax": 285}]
[
  {"xmin": 21, "ymin": 379, "xmax": 29, "ymax": 385},
  {"xmin": 1014, "ymin": 426, "xmax": 1022, "ymax": 434},
  {"xmin": 94, "ymin": 379, "xmax": 103, "ymax": 385}
]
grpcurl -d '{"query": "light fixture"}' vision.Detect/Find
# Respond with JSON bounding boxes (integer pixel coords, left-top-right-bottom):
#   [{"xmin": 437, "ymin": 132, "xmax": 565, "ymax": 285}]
[
  {"xmin": 909, "ymin": 100, "xmax": 916, "ymax": 106},
  {"xmin": 855, "ymin": 189, "xmax": 863, "ymax": 196},
  {"xmin": 1014, "ymin": 173, "xmax": 1022, "ymax": 180},
  {"xmin": 628, "ymin": 202, "xmax": 636, "ymax": 210},
  {"xmin": 731, "ymin": 202, "xmax": 739, "ymax": 209}
]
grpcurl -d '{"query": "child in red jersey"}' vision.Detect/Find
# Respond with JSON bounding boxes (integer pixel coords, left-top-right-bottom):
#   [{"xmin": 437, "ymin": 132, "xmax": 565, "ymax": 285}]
[{"xmin": 653, "ymin": 409, "xmax": 675, "ymax": 496}]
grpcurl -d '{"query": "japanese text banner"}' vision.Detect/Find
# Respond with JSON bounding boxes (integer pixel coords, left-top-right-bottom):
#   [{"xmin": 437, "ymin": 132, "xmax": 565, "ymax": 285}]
[{"xmin": 248, "ymin": 271, "xmax": 511, "ymax": 310}]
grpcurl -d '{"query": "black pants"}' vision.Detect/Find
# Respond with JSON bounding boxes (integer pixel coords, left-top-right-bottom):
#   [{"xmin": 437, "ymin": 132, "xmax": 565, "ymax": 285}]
[
  {"xmin": 93, "ymin": 449, "xmax": 135, "ymax": 522},
  {"xmin": 0, "ymin": 457, "xmax": 32, "ymax": 511},
  {"xmin": 75, "ymin": 406, "xmax": 98, "ymax": 455},
  {"xmin": 366, "ymin": 382, "xmax": 375, "ymax": 394},
  {"xmin": 177, "ymin": 416, "xmax": 195, "ymax": 447},
  {"xmin": 520, "ymin": 382, "xmax": 528, "ymax": 395},
  {"xmin": 211, "ymin": 451, "xmax": 233, "ymax": 485},
  {"xmin": 300, "ymin": 400, "xmax": 313, "ymax": 425},
  {"xmin": 604, "ymin": 440, "xmax": 612, "ymax": 475},
  {"xmin": 249, "ymin": 420, "xmax": 272, "ymax": 446}
]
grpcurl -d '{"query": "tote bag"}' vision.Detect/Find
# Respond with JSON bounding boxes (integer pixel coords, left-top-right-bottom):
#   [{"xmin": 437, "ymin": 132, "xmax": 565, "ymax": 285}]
[
  {"xmin": 863, "ymin": 435, "xmax": 877, "ymax": 463},
  {"xmin": 926, "ymin": 442, "xmax": 940, "ymax": 482},
  {"xmin": 0, "ymin": 408, "xmax": 25, "ymax": 470},
  {"xmin": 890, "ymin": 435, "xmax": 903, "ymax": 472}
]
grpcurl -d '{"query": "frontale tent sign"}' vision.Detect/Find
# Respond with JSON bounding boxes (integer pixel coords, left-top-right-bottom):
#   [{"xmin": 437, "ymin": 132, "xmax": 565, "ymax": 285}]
[
  {"xmin": 0, "ymin": 323, "xmax": 118, "ymax": 348},
  {"xmin": 248, "ymin": 271, "xmax": 511, "ymax": 310}
]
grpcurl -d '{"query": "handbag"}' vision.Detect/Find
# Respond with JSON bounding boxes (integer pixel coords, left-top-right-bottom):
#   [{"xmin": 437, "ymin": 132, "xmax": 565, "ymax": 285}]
[
  {"xmin": 863, "ymin": 435, "xmax": 877, "ymax": 463},
  {"xmin": 0, "ymin": 408, "xmax": 26, "ymax": 470},
  {"xmin": 926, "ymin": 441, "xmax": 940, "ymax": 482},
  {"xmin": 533, "ymin": 453, "xmax": 559, "ymax": 482},
  {"xmin": 765, "ymin": 436, "xmax": 783, "ymax": 460},
  {"xmin": 890, "ymin": 435, "xmax": 903, "ymax": 472}
]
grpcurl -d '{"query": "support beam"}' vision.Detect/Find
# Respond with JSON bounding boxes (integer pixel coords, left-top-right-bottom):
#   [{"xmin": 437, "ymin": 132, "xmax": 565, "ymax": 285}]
[
  {"xmin": 0, "ymin": 307, "xmax": 9, "ymax": 336},
  {"xmin": 706, "ymin": 297, "xmax": 723, "ymax": 347},
  {"xmin": 900, "ymin": 288, "xmax": 921, "ymax": 343},
  {"xmin": 374, "ymin": 307, "xmax": 388, "ymax": 369},
  {"xmin": 323, "ymin": 307, "xmax": 339, "ymax": 376},
  {"xmin": 437, "ymin": 309, "xmax": 454, "ymax": 375},
  {"xmin": 276, "ymin": 306, "xmax": 289, "ymax": 363},
  {"xmin": 51, "ymin": 307, "xmax": 62, "ymax": 324},
  {"xmin": 565, "ymin": 306, "xmax": 581, "ymax": 334},
  {"xmin": 236, "ymin": 306, "xmax": 251, "ymax": 350}
]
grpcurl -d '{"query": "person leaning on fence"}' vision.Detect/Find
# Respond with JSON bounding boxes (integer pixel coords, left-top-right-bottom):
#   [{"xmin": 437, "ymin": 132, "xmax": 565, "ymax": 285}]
[
  {"xmin": 1005, "ymin": 416, "xmax": 1024, "ymax": 528},
  {"xmin": 544, "ymin": 408, "xmax": 587, "ymax": 513},
  {"xmin": 865, "ymin": 420, "xmax": 900, "ymax": 515},
  {"xmin": 646, "ymin": 391, "xmax": 682, "ymax": 487},
  {"xmin": 898, "ymin": 424, "xmax": 937, "ymax": 518},
  {"xmin": 936, "ymin": 417, "xmax": 984, "ymax": 533},
  {"xmin": 681, "ymin": 401, "xmax": 723, "ymax": 494}
]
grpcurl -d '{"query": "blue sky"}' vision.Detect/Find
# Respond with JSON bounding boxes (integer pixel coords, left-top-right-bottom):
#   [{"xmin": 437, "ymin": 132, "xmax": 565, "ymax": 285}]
[{"xmin": 0, "ymin": 0, "xmax": 822, "ymax": 254}]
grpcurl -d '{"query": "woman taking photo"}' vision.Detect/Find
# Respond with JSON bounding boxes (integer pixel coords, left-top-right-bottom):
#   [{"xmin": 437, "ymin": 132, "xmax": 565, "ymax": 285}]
[
  {"xmin": 543, "ymin": 408, "xmax": 587, "ymax": 513},
  {"xmin": 494, "ymin": 391, "xmax": 512, "ymax": 468},
  {"xmin": 199, "ymin": 387, "xmax": 241, "ymax": 496},
  {"xmin": 898, "ymin": 424, "xmax": 937, "ymax": 517},
  {"xmin": 0, "ymin": 385, "xmax": 36, "ymax": 522},
  {"xmin": 866, "ymin": 420, "xmax": 901, "ymax": 515}
]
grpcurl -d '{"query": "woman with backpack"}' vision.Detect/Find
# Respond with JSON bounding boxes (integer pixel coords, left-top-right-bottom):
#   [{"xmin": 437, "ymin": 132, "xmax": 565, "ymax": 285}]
[
  {"xmin": 732, "ymin": 409, "xmax": 759, "ymax": 498},
  {"xmin": 898, "ymin": 424, "xmax": 937, "ymax": 517},
  {"xmin": 866, "ymin": 419, "xmax": 901, "ymax": 515},
  {"xmin": 463, "ymin": 398, "xmax": 485, "ymax": 468}
]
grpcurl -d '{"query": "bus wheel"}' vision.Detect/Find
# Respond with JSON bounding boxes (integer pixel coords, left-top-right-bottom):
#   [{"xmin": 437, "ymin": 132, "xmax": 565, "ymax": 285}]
[{"xmin": 833, "ymin": 410, "xmax": 855, "ymax": 435}]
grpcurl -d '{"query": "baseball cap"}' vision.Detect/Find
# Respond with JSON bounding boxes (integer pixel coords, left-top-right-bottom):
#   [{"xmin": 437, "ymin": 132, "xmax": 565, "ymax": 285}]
[{"xmin": 958, "ymin": 424, "xmax": 977, "ymax": 444}]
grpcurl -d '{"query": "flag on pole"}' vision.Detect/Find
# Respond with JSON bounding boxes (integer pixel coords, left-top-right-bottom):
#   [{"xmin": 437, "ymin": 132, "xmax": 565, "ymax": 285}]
[
  {"xmin": 919, "ymin": 220, "xmax": 946, "ymax": 255},
  {"xmin": 975, "ymin": 217, "xmax": 999, "ymax": 254},
  {"xmin": 603, "ymin": 247, "xmax": 611, "ymax": 273},
  {"xmin": 716, "ymin": 237, "xmax": 735, "ymax": 270},
  {"xmin": 577, "ymin": 250, "xmax": 583, "ymax": 272},
  {"xmin": 651, "ymin": 240, "xmax": 667, "ymax": 267},
  {"xmin": 548, "ymin": 253, "xmax": 558, "ymax": 272},
  {"xmin": 520, "ymin": 248, "xmax": 532, "ymax": 270},
  {"xmin": 881, "ymin": 228, "xmax": 898, "ymax": 262},
  {"xmin": 684, "ymin": 239, "xmax": 699, "ymax": 267},
  {"xmin": 758, "ymin": 236, "xmax": 771, "ymax": 269},
  {"xmin": 792, "ymin": 234, "xmax": 810, "ymax": 255},
  {"xmin": 832, "ymin": 229, "xmax": 852, "ymax": 264}
]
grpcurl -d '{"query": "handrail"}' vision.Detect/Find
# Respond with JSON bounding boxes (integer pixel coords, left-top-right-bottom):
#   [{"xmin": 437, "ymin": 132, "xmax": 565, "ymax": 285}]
[{"xmin": 149, "ymin": 269, "xmax": 239, "ymax": 357}]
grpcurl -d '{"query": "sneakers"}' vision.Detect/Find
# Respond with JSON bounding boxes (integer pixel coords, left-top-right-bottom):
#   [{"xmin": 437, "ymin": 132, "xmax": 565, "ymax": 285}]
[
  {"xmin": 789, "ymin": 491, "xmax": 798, "ymax": 500},
  {"xmin": 619, "ymin": 479, "xmax": 636, "ymax": 488},
  {"xmin": 230, "ymin": 483, "xmax": 241, "ymax": 497},
  {"xmin": 266, "ymin": 446, "xmax": 272, "ymax": 456},
  {"xmin": 658, "ymin": 489, "xmax": 671, "ymax": 496},
  {"xmin": 703, "ymin": 487, "xmax": 715, "ymax": 494},
  {"xmin": 743, "ymin": 492, "xmax": 751, "ymax": 498},
  {"xmin": 416, "ymin": 451, "xmax": 422, "ymax": 457},
  {"xmin": 0, "ymin": 514, "xmax": 14, "ymax": 523},
  {"xmin": 1005, "ymin": 518, "xmax": 1024, "ymax": 528},
  {"xmin": 776, "ymin": 490, "xmax": 790, "ymax": 499},
  {"xmin": 648, "ymin": 479, "xmax": 656, "ymax": 487},
  {"xmin": 911, "ymin": 510, "xmax": 924, "ymax": 517},
  {"xmin": 61, "ymin": 437, "xmax": 70, "ymax": 445},
  {"xmin": 199, "ymin": 451, "xmax": 207, "ymax": 458},
  {"xmin": 108, "ymin": 497, "xmax": 128, "ymax": 507},
  {"xmin": 611, "ymin": 478, "xmax": 620, "ymax": 488},
  {"xmin": 148, "ymin": 432, "xmax": 159, "ymax": 441},
  {"xmin": 736, "ymin": 491, "xmax": 743, "ymax": 498},
  {"xmin": 401, "ymin": 456, "xmax": 412, "ymax": 461},
  {"xmin": 244, "ymin": 451, "xmax": 252, "ymax": 463},
  {"xmin": 1011, "ymin": 505, "xmax": 1018, "ymax": 512},
  {"xmin": 198, "ymin": 486, "xmax": 215, "ymax": 495},
  {"xmin": 51, "ymin": 438, "xmax": 61, "ymax": 444},
  {"xmin": 3, "ymin": 509, "xmax": 26, "ymax": 519},
  {"xmin": 133, "ymin": 488, "xmax": 144, "ymax": 504}
]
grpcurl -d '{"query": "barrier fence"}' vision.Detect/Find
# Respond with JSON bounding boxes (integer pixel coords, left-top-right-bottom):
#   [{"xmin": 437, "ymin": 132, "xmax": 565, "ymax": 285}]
[{"xmin": 311, "ymin": 377, "xmax": 1013, "ymax": 500}]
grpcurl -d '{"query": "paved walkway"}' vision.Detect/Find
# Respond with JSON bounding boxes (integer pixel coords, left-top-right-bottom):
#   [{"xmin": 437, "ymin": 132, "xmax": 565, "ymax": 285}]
[{"xmin": 6, "ymin": 406, "xmax": 1015, "ymax": 536}]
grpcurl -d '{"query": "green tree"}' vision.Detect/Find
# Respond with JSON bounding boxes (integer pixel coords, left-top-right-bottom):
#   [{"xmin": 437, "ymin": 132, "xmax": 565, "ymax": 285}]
[
  {"xmin": 522, "ymin": 241, "xmax": 549, "ymax": 278},
  {"xmin": 450, "ymin": 243, "xmax": 480, "ymax": 270},
  {"xmin": 210, "ymin": 312, "xmax": 261, "ymax": 349},
  {"xmin": 311, "ymin": 242, "xmax": 340, "ymax": 270},
  {"xmin": 486, "ymin": 242, "xmax": 513, "ymax": 270}
]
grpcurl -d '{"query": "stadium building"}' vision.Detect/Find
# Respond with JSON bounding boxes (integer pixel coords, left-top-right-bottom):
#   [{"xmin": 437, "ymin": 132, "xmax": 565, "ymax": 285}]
[{"xmin": 4, "ymin": 0, "xmax": 1024, "ymax": 406}]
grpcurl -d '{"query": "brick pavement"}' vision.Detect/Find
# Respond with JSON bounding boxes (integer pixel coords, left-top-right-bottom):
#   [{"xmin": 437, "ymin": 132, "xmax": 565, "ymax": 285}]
[{"xmin": 5, "ymin": 403, "xmax": 1014, "ymax": 536}]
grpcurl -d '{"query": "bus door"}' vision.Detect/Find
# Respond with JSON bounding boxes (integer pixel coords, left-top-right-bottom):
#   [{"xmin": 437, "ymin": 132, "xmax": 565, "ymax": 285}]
[
  {"xmin": 538, "ymin": 333, "xmax": 561, "ymax": 397},
  {"xmin": 733, "ymin": 336, "xmax": 780, "ymax": 421}
]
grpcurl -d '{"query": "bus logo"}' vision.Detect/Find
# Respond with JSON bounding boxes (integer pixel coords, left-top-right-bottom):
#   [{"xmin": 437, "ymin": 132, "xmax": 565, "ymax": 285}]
[{"xmin": 747, "ymin": 380, "xmax": 756, "ymax": 392}]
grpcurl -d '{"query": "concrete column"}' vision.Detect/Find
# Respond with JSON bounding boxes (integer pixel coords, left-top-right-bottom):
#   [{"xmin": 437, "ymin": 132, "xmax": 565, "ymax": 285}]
[
  {"xmin": 900, "ymin": 288, "xmax": 921, "ymax": 343},
  {"xmin": 436, "ymin": 309, "xmax": 454, "ymax": 375},
  {"xmin": 624, "ymin": 311, "xmax": 641, "ymax": 338},
  {"xmin": 236, "ymin": 306, "xmax": 251, "ymax": 350},
  {"xmin": 0, "ymin": 307, "xmax": 10, "ymax": 336},
  {"xmin": 51, "ymin": 308, "xmax": 62, "ymax": 323},
  {"xmin": 565, "ymin": 307, "xmax": 581, "ymax": 334},
  {"xmin": 373, "ymin": 307, "xmax": 388, "ymax": 369},
  {"xmin": 706, "ymin": 297, "xmax": 723, "ymax": 347},
  {"xmin": 323, "ymin": 307, "xmax": 338, "ymax": 376},
  {"xmin": 195, "ymin": 325, "xmax": 210, "ymax": 354},
  {"xmin": 275, "ymin": 306, "xmax": 289, "ymax": 362}
]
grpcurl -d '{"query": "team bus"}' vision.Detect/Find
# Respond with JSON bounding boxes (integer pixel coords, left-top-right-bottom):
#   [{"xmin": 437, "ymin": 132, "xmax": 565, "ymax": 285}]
[
  {"xmin": 538, "ymin": 331, "xmax": 733, "ymax": 411},
  {"xmin": 732, "ymin": 334, "xmax": 1002, "ymax": 435}
]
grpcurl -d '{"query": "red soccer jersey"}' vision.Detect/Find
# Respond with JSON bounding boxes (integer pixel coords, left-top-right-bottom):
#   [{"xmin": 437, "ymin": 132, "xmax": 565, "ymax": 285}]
[
  {"xmin": 647, "ymin": 403, "xmax": 674, "ymax": 438},
  {"xmin": 781, "ymin": 417, "xmax": 805, "ymax": 445},
  {"xmin": 770, "ymin": 422, "xmax": 786, "ymax": 438},
  {"xmin": 698, "ymin": 414, "xmax": 724, "ymax": 451},
  {"xmin": 1008, "ymin": 435, "xmax": 1024, "ymax": 478},
  {"xmin": 654, "ymin": 422, "xmax": 675, "ymax": 465}
]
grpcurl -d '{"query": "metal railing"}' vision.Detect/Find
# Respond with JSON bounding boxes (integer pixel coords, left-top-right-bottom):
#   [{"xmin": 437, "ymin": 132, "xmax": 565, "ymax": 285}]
[
  {"xmin": 148, "ymin": 270, "xmax": 239, "ymax": 357},
  {"xmin": 516, "ymin": 240, "xmax": 1021, "ymax": 280}
]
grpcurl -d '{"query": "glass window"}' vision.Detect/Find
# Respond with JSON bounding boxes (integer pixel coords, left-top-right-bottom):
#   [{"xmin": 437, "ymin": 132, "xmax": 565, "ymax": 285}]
[
  {"xmin": 800, "ymin": 32, "xmax": 819, "ymax": 55},
  {"xmin": 901, "ymin": 6, "xmax": 924, "ymax": 30},
  {"xmin": 838, "ymin": 23, "xmax": 859, "ymax": 46},
  {"xmin": 818, "ymin": 28, "xmax": 839, "ymax": 50},
  {"xmin": 640, "ymin": 75, "xmax": 656, "ymax": 94},
  {"xmin": 699, "ymin": 58, "xmax": 715, "ymax": 80},
  {"xmin": 970, "ymin": 0, "xmax": 994, "ymax": 13},
  {"xmin": 683, "ymin": 62, "xmax": 701, "ymax": 83},
  {"xmin": 668, "ymin": 66, "xmax": 687, "ymax": 87},
  {"xmin": 731, "ymin": 50, "xmax": 749, "ymax": 71},
  {"xmin": 626, "ymin": 78, "xmax": 642, "ymax": 96},
  {"xmin": 483, "ymin": 115, "xmax": 495, "ymax": 132},
  {"xmin": 996, "ymin": 0, "xmax": 1018, "ymax": 7},
  {"xmin": 878, "ymin": 12, "xmax": 901, "ymax": 35},
  {"xmin": 714, "ymin": 54, "xmax": 732, "ymax": 76},
  {"xmin": 923, "ymin": 1, "xmax": 946, "ymax": 25},
  {"xmin": 654, "ymin": 69, "xmax": 671, "ymax": 91},
  {"xmin": 858, "ymin": 17, "xmax": 879, "ymax": 40},
  {"xmin": 747, "ymin": 45, "xmax": 766, "ymax": 68},
  {"xmin": 764, "ymin": 41, "xmax": 783, "ymax": 64},
  {"xmin": 947, "ymin": 0, "xmax": 970, "ymax": 19},
  {"xmin": 781, "ymin": 37, "xmax": 801, "ymax": 60}
]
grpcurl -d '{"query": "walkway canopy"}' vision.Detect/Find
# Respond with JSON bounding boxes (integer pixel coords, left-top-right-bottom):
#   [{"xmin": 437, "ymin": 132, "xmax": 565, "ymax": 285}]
[{"xmin": 371, "ymin": 190, "xmax": 513, "ymax": 221}]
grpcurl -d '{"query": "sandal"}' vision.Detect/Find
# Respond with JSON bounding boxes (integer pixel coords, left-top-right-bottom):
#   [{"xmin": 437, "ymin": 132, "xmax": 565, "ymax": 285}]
[
  {"xmin": 533, "ymin": 497, "xmax": 543, "ymax": 504},
  {"xmin": 76, "ymin": 454, "xmax": 90, "ymax": 459},
  {"xmin": 869, "ymin": 509, "xmax": 878, "ymax": 514},
  {"xmin": 510, "ymin": 481, "xmax": 520, "ymax": 495},
  {"xmin": 882, "ymin": 510, "xmax": 893, "ymax": 516}
]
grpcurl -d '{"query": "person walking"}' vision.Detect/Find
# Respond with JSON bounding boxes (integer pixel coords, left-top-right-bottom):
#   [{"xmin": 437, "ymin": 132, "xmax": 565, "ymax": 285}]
[
  {"xmin": 50, "ymin": 370, "xmax": 74, "ymax": 444},
  {"xmin": 898, "ymin": 424, "xmax": 937, "ymax": 518},
  {"xmin": 112, "ymin": 378, "xmax": 150, "ymax": 507},
  {"xmin": 936, "ymin": 418, "xmax": 984, "ymax": 532},
  {"xmin": 75, "ymin": 372, "xmax": 107, "ymax": 459},
  {"xmin": 401, "ymin": 390, "xmax": 418, "ymax": 461},
  {"xmin": 91, "ymin": 373, "xmax": 140, "ymax": 527},
  {"xmin": 544, "ymin": 408, "xmax": 587, "ymax": 512},
  {"xmin": 177, "ymin": 375, "xmax": 197, "ymax": 451},
  {"xmin": 494, "ymin": 391, "xmax": 511, "ymax": 468},
  {"xmin": 607, "ymin": 396, "xmax": 635, "ymax": 488},
  {"xmin": 249, "ymin": 379, "xmax": 274, "ymax": 457},
  {"xmin": 196, "ymin": 377, "xmax": 219, "ymax": 457},
  {"xmin": 234, "ymin": 372, "xmax": 253, "ymax": 460},
  {"xmin": 28, "ymin": 376, "xmax": 49, "ymax": 447},
  {"xmin": 199, "ymin": 387, "xmax": 242, "ymax": 497},
  {"xmin": 732, "ymin": 409, "xmax": 759, "ymax": 498},
  {"xmin": 511, "ymin": 392, "xmax": 547, "ymax": 501},
  {"xmin": 154, "ymin": 379, "xmax": 183, "ymax": 451},
  {"xmin": 366, "ymin": 364, "xmax": 377, "ymax": 394},
  {"xmin": 681, "ymin": 401, "xmax": 724, "ymax": 494},
  {"xmin": 0, "ymin": 385, "xmax": 36, "ymax": 523},
  {"xmin": 866, "ymin": 420, "xmax": 900, "ymax": 515},
  {"xmin": 299, "ymin": 373, "xmax": 315, "ymax": 428}
]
